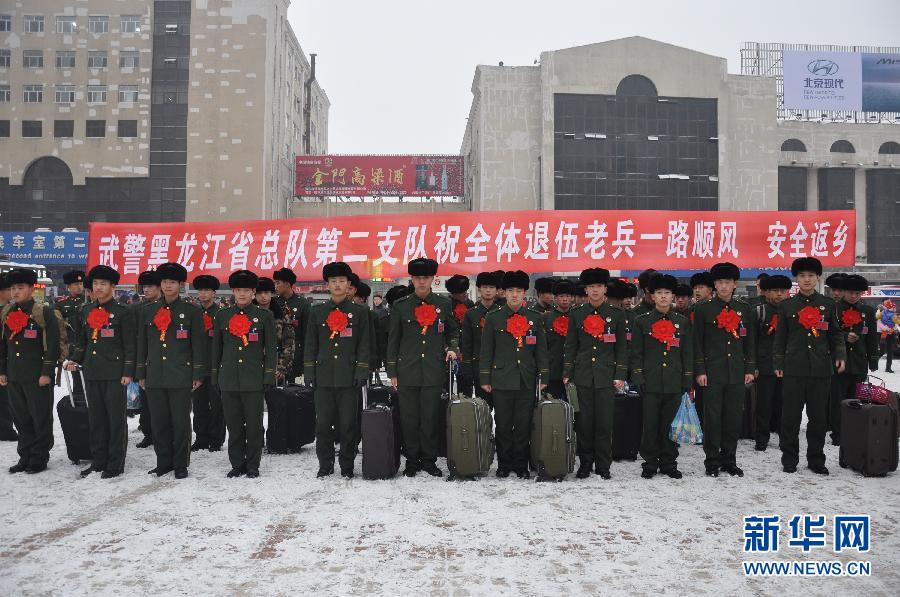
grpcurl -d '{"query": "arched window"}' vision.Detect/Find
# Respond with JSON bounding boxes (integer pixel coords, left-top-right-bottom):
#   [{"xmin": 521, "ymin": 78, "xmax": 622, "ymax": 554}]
[
  {"xmin": 780, "ymin": 139, "xmax": 807, "ymax": 152},
  {"xmin": 878, "ymin": 141, "xmax": 900, "ymax": 155},
  {"xmin": 615, "ymin": 74, "xmax": 657, "ymax": 97},
  {"xmin": 830, "ymin": 140, "xmax": 856, "ymax": 153}
]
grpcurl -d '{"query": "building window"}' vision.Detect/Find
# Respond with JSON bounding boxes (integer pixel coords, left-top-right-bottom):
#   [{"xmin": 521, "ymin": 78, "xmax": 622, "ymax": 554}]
[
  {"xmin": 88, "ymin": 51, "xmax": 108, "ymax": 69},
  {"xmin": 0, "ymin": 49, "xmax": 9, "ymax": 68},
  {"xmin": 0, "ymin": 85, "xmax": 9, "ymax": 103},
  {"xmin": 56, "ymin": 51, "xmax": 76, "ymax": 68},
  {"xmin": 55, "ymin": 85, "xmax": 75, "ymax": 104},
  {"xmin": 120, "ymin": 16, "xmax": 140, "ymax": 33},
  {"xmin": 0, "ymin": 120, "xmax": 9, "ymax": 137},
  {"xmin": 119, "ymin": 51, "xmax": 140, "ymax": 69},
  {"xmin": 22, "ymin": 121, "xmax": 42, "ymax": 138},
  {"xmin": 56, "ymin": 16, "xmax": 77, "ymax": 34},
  {"xmin": 24, "ymin": 15, "xmax": 44, "ymax": 33},
  {"xmin": 830, "ymin": 140, "xmax": 856, "ymax": 153},
  {"xmin": 88, "ymin": 15, "xmax": 108, "ymax": 34},
  {"xmin": 86, "ymin": 120, "xmax": 106, "ymax": 138},
  {"xmin": 0, "ymin": 15, "xmax": 10, "ymax": 32},
  {"xmin": 818, "ymin": 168, "xmax": 855, "ymax": 209},
  {"xmin": 118, "ymin": 120, "xmax": 137, "ymax": 138},
  {"xmin": 778, "ymin": 167, "xmax": 807, "ymax": 211},
  {"xmin": 24, "ymin": 85, "xmax": 43, "ymax": 103},
  {"xmin": 878, "ymin": 141, "xmax": 900, "ymax": 155},
  {"xmin": 780, "ymin": 138, "xmax": 807, "ymax": 152},
  {"xmin": 87, "ymin": 85, "xmax": 107, "ymax": 103},
  {"xmin": 54, "ymin": 120, "xmax": 74, "ymax": 138},
  {"xmin": 118, "ymin": 85, "xmax": 139, "ymax": 103},
  {"xmin": 23, "ymin": 50, "xmax": 44, "ymax": 68}
]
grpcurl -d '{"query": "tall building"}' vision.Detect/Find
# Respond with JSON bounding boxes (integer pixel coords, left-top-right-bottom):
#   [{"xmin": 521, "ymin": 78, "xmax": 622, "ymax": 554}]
[
  {"xmin": 461, "ymin": 37, "xmax": 900, "ymax": 277},
  {"xmin": 0, "ymin": 0, "xmax": 328, "ymax": 234}
]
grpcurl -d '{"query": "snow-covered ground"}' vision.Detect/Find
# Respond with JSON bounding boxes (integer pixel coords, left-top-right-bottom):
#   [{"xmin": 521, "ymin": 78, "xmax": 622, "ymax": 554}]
[{"xmin": 1, "ymin": 360, "xmax": 898, "ymax": 596}]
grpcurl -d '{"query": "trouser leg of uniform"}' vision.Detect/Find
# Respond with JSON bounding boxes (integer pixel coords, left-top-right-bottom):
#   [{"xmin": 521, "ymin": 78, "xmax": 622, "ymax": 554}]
[
  {"xmin": 0, "ymin": 385, "xmax": 18, "ymax": 440},
  {"xmin": 593, "ymin": 387, "xmax": 615, "ymax": 472},
  {"xmin": 8, "ymin": 382, "xmax": 34, "ymax": 466},
  {"xmin": 493, "ymin": 390, "xmax": 515, "ymax": 470},
  {"xmin": 693, "ymin": 384, "xmax": 704, "ymax": 427},
  {"xmin": 719, "ymin": 383, "xmax": 744, "ymax": 467},
  {"xmin": 805, "ymin": 376, "xmax": 830, "ymax": 468},
  {"xmin": 398, "ymin": 386, "xmax": 422, "ymax": 466},
  {"xmin": 513, "ymin": 390, "xmax": 534, "ymax": 472},
  {"xmin": 702, "ymin": 383, "xmax": 724, "ymax": 469},
  {"xmin": 192, "ymin": 379, "xmax": 211, "ymax": 447},
  {"xmin": 336, "ymin": 387, "xmax": 359, "ymax": 472},
  {"xmin": 657, "ymin": 393, "xmax": 681, "ymax": 473},
  {"xmin": 755, "ymin": 375, "xmax": 777, "ymax": 445},
  {"xmin": 170, "ymin": 388, "xmax": 193, "ymax": 470},
  {"xmin": 243, "ymin": 391, "xmax": 265, "ymax": 473},
  {"xmin": 87, "ymin": 380, "xmax": 111, "ymax": 470},
  {"xmin": 209, "ymin": 382, "xmax": 226, "ymax": 449},
  {"xmin": 103, "ymin": 380, "xmax": 128, "ymax": 474},
  {"xmin": 770, "ymin": 377, "xmax": 783, "ymax": 434},
  {"xmin": 639, "ymin": 391, "xmax": 662, "ymax": 472},
  {"xmin": 222, "ymin": 391, "xmax": 247, "ymax": 470},
  {"xmin": 148, "ymin": 389, "xmax": 173, "ymax": 469},
  {"xmin": 314, "ymin": 388, "xmax": 337, "ymax": 468},
  {"xmin": 139, "ymin": 398, "xmax": 152, "ymax": 441},
  {"xmin": 575, "ymin": 385, "xmax": 594, "ymax": 463},
  {"xmin": 418, "ymin": 385, "xmax": 442, "ymax": 466},
  {"xmin": 546, "ymin": 380, "xmax": 567, "ymax": 402},
  {"xmin": 779, "ymin": 376, "xmax": 805, "ymax": 468},
  {"xmin": 20, "ymin": 382, "xmax": 55, "ymax": 469}
]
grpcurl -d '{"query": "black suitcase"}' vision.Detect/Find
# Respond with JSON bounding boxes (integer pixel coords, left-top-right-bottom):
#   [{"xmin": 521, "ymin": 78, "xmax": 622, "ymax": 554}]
[
  {"xmin": 612, "ymin": 389, "xmax": 642, "ymax": 461},
  {"xmin": 57, "ymin": 370, "xmax": 91, "ymax": 464},
  {"xmin": 264, "ymin": 386, "xmax": 291, "ymax": 454},
  {"xmin": 367, "ymin": 382, "xmax": 404, "ymax": 455},
  {"xmin": 361, "ymin": 386, "xmax": 401, "ymax": 479},
  {"xmin": 284, "ymin": 384, "xmax": 316, "ymax": 451},
  {"xmin": 740, "ymin": 384, "xmax": 757, "ymax": 440},
  {"xmin": 839, "ymin": 399, "xmax": 899, "ymax": 477}
]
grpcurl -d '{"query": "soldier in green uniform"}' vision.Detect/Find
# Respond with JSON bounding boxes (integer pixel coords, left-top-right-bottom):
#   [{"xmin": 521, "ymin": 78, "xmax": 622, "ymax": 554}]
[
  {"xmin": 688, "ymin": 271, "xmax": 715, "ymax": 425},
  {"xmin": 574, "ymin": 284, "xmax": 587, "ymax": 307},
  {"xmin": 630, "ymin": 274, "xmax": 693, "ymax": 479},
  {"xmin": 0, "ymin": 274, "xmax": 17, "ymax": 442},
  {"xmin": 386, "ymin": 258, "xmax": 459, "ymax": 478},
  {"xmin": 493, "ymin": 271, "xmax": 507, "ymax": 306},
  {"xmin": 256, "ymin": 277, "xmax": 296, "ymax": 384},
  {"xmin": 66, "ymin": 265, "xmax": 135, "ymax": 478},
  {"xmin": 828, "ymin": 274, "xmax": 878, "ymax": 446},
  {"xmin": 748, "ymin": 273, "xmax": 769, "ymax": 307},
  {"xmin": 211, "ymin": 270, "xmax": 277, "ymax": 478},
  {"xmin": 674, "ymin": 284, "xmax": 692, "ymax": 316},
  {"xmin": 631, "ymin": 269, "xmax": 658, "ymax": 318},
  {"xmin": 56, "ymin": 270, "xmax": 88, "ymax": 400},
  {"xmin": 376, "ymin": 285, "xmax": 411, "ymax": 377},
  {"xmin": 480, "ymin": 271, "xmax": 548, "ymax": 478},
  {"xmin": 136, "ymin": 263, "xmax": 206, "ymax": 479},
  {"xmin": 351, "ymin": 280, "xmax": 380, "ymax": 374},
  {"xmin": 446, "ymin": 275, "xmax": 474, "ymax": 329},
  {"xmin": 774, "ymin": 257, "xmax": 846, "ymax": 475},
  {"xmin": 459, "ymin": 272, "xmax": 501, "ymax": 402},
  {"xmin": 543, "ymin": 278, "xmax": 575, "ymax": 402},
  {"xmin": 692, "ymin": 262, "xmax": 756, "ymax": 478},
  {"xmin": 606, "ymin": 279, "xmax": 635, "ymax": 379},
  {"xmin": 134, "ymin": 270, "xmax": 161, "ymax": 449},
  {"xmin": 824, "ymin": 273, "xmax": 847, "ymax": 303},
  {"xmin": 273, "ymin": 267, "xmax": 310, "ymax": 383},
  {"xmin": 191, "ymin": 274, "xmax": 225, "ymax": 452},
  {"xmin": 304, "ymin": 262, "xmax": 371, "ymax": 478},
  {"xmin": 533, "ymin": 277, "xmax": 555, "ymax": 314},
  {"xmin": 0, "ymin": 268, "xmax": 60, "ymax": 474},
  {"xmin": 752, "ymin": 274, "xmax": 791, "ymax": 451},
  {"xmin": 563, "ymin": 268, "xmax": 627, "ymax": 479}
]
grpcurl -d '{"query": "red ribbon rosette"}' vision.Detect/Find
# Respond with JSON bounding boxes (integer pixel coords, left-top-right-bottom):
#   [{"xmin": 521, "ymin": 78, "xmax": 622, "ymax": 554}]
[
  {"xmin": 203, "ymin": 312, "xmax": 213, "ymax": 333},
  {"xmin": 583, "ymin": 314, "xmax": 606, "ymax": 338},
  {"xmin": 798, "ymin": 305, "xmax": 822, "ymax": 338},
  {"xmin": 767, "ymin": 314, "xmax": 778, "ymax": 336},
  {"xmin": 87, "ymin": 306, "xmax": 110, "ymax": 342},
  {"xmin": 228, "ymin": 313, "xmax": 252, "ymax": 347},
  {"xmin": 414, "ymin": 303, "xmax": 438, "ymax": 335},
  {"xmin": 5, "ymin": 310, "xmax": 29, "ymax": 339},
  {"xmin": 841, "ymin": 307, "xmax": 862, "ymax": 330},
  {"xmin": 153, "ymin": 307, "xmax": 172, "ymax": 342},
  {"xmin": 552, "ymin": 314, "xmax": 569, "ymax": 337},
  {"xmin": 326, "ymin": 309, "xmax": 349, "ymax": 340},
  {"xmin": 506, "ymin": 313, "xmax": 530, "ymax": 348},
  {"xmin": 715, "ymin": 307, "xmax": 741, "ymax": 339},
  {"xmin": 479, "ymin": 316, "xmax": 485, "ymax": 330},
  {"xmin": 650, "ymin": 318, "xmax": 677, "ymax": 349},
  {"xmin": 454, "ymin": 303, "xmax": 467, "ymax": 324}
]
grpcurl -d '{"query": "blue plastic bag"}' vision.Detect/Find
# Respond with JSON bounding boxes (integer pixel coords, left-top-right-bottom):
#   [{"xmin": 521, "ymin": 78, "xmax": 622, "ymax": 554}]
[
  {"xmin": 126, "ymin": 381, "xmax": 143, "ymax": 411},
  {"xmin": 670, "ymin": 392, "xmax": 703, "ymax": 445}
]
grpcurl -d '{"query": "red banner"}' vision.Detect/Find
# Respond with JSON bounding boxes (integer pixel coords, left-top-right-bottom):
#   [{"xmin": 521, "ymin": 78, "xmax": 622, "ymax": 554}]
[
  {"xmin": 294, "ymin": 155, "xmax": 464, "ymax": 197},
  {"xmin": 87, "ymin": 210, "xmax": 856, "ymax": 285}
]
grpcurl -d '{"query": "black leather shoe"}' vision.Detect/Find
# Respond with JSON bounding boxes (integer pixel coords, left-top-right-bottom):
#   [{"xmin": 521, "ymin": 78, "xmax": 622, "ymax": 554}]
[
  {"xmin": 9, "ymin": 462, "xmax": 28, "ymax": 474},
  {"xmin": 227, "ymin": 468, "xmax": 243, "ymax": 478},
  {"xmin": 783, "ymin": 464, "xmax": 797, "ymax": 473},
  {"xmin": 705, "ymin": 467, "xmax": 719, "ymax": 477},
  {"xmin": 663, "ymin": 469, "xmax": 683, "ymax": 479},
  {"xmin": 495, "ymin": 468, "xmax": 510, "ymax": 478},
  {"xmin": 136, "ymin": 438, "xmax": 153, "ymax": 449},
  {"xmin": 340, "ymin": 469, "xmax": 354, "ymax": 479},
  {"xmin": 316, "ymin": 467, "xmax": 334, "ymax": 478},
  {"xmin": 575, "ymin": 462, "xmax": 592, "ymax": 479},
  {"xmin": 808, "ymin": 464, "xmax": 830, "ymax": 475},
  {"xmin": 80, "ymin": 466, "xmax": 97, "ymax": 478},
  {"xmin": 190, "ymin": 441, "xmax": 208, "ymax": 452},
  {"xmin": 641, "ymin": 469, "xmax": 656, "ymax": 479},
  {"xmin": 515, "ymin": 469, "xmax": 530, "ymax": 479},
  {"xmin": 597, "ymin": 470, "xmax": 611, "ymax": 480},
  {"xmin": 422, "ymin": 464, "xmax": 443, "ymax": 477},
  {"xmin": 101, "ymin": 470, "xmax": 120, "ymax": 479},
  {"xmin": 722, "ymin": 464, "xmax": 744, "ymax": 477},
  {"xmin": 149, "ymin": 466, "xmax": 174, "ymax": 476},
  {"xmin": 246, "ymin": 470, "xmax": 260, "ymax": 479},
  {"xmin": 174, "ymin": 468, "xmax": 188, "ymax": 479},
  {"xmin": 26, "ymin": 463, "xmax": 47, "ymax": 474}
]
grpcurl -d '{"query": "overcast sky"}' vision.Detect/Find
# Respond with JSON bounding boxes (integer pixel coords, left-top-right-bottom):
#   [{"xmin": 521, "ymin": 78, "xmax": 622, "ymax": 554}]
[{"xmin": 287, "ymin": 0, "xmax": 897, "ymax": 155}]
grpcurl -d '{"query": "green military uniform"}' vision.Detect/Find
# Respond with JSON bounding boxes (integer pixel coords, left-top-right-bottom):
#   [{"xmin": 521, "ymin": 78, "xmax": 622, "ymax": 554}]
[
  {"xmin": 692, "ymin": 295, "xmax": 756, "ymax": 472},
  {"xmin": 56, "ymin": 291, "xmax": 88, "ymax": 399},
  {"xmin": 132, "ymin": 298, "xmax": 156, "ymax": 445},
  {"xmin": 828, "ymin": 298, "xmax": 878, "ymax": 445},
  {"xmin": 70, "ymin": 295, "xmax": 136, "ymax": 475},
  {"xmin": 563, "ymin": 301, "xmax": 627, "ymax": 474},
  {"xmin": 211, "ymin": 302, "xmax": 276, "ymax": 475},
  {"xmin": 752, "ymin": 298, "xmax": 783, "ymax": 448},
  {"xmin": 194, "ymin": 301, "xmax": 225, "ymax": 451},
  {"xmin": 367, "ymin": 307, "xmax": 380, "ymax": 373},
  {"xmin": 460, "ymin": 300, "xmax": 499, "ymax": 403},
  {"xmin": 632, "ymin": 299, "xmax": 654, "ymax": 319},
  {"xmin": 480, "ymin": 301, "xmax": 549, "ymax": 474},
  {"xmin": 386, "ymin": 290, "xmax": 458, "ymax": 471},
  {"xmin": 1, "ymin": 296, "xmax": 60, "ymax": 472},
  {"xmin": 773, "ymin": 289, "xmax": 845, "ymax": 470},
  {"xmin": 543, "ymin": 306, "xmax": 572, "ymax": 401},
  {"xmin": 274, "ymin": 293, "xmax": 310, "ymax": 381},
  {"xmin": 136, "ymin": 296, "xmax": 206, "ymax": 474},
  {"xmin": 304, "ymin": 297, "xmax": 371, "ymax": 473},
  {"xmin": 630, "ymin": 308, "xmax": 693, "ymax": 475}
]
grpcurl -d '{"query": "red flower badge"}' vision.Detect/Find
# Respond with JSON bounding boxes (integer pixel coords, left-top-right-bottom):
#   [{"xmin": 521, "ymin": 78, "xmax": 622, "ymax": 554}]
[
  {"xmin": 5, "ymin": 310, "xmax": 29, "ymax": 339},
  {"xmin": 454, "ymin": 303, "xmax": 467, "ymax": 324},
  {"xmin": 798, "ymin": 305, "xmax": 822, "ymax": 337},
  {"xmin": 650, "ymin": 318, "xmax": 677, "ymax": 349},
  {"xmin": 767, "ymin": 314, "xmax": 778, "ymax": 336},
  {"xmin": 715, "ymin": 307, "xmax": 741, "ymax": 339},
  {"xmin": 326, "ymin": 309, "xmax": 349, "ymax": 340},
  {"xmin": 203, "ymin": 312, "xmax": 213, "ymax": 333},
  {"xmin": 87, "ymin": 306, "xmax": 110, "ymax": 342},
  {"xmin": 153, "ymin": 307, "xmax": 171, "ymax": 341},
  {"xmin": 479, "ymin": 316, "xmax": 485, "ymax": 330},
  {"xmin": 583, "ymin": 314, "xmax": 606, "ymax": 338},
  {"xmin": 414, "ymin": 303, "xmax": 438, "ymax": 335},
  {"xmin": 841, "ymin": 307, "xmax": 862, "ymax": 329},
  {"xmin": 228, "ymin": 313, "xmax": 252, "ymax": 346},
  {"xmin": 506, "ymin": 313, "xmax": 530, "ymax": 348},
  {"xmin": 552, "ymin": 314, "xmax": 569, "ymax": 337}
]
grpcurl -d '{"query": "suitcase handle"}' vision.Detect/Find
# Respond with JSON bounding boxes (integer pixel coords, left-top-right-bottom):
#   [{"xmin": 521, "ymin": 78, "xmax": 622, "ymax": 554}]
[
  {"xmin": 865, "ymin": 375, "xmax": 886, "ymax": 388},
  {"xmin": 847, "ymin": 399, "xmax": 862, "ymax": 411},
  {"xmin": 62, "ymin": 366, "xmax": 88, "ymax": 409}
]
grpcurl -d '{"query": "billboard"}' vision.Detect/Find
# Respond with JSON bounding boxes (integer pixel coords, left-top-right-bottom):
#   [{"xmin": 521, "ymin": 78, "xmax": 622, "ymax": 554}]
[
  {"xmin": 0, "ymin": 231, "xmax": 88, "ymax": 264},
  {"xmin": 87, "ymin": 210, "xmax": 855, "ymax": 285},
  {"xmin": 783, "ymin": 50, "xmax": 900, "ymax": 112},
  {"xmin": 295, "ymin": 155, "xmax": 464, "ymax": 197}
]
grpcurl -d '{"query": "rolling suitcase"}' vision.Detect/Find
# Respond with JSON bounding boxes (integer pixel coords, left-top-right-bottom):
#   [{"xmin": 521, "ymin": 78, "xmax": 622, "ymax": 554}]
[
  {"xmin": 612, "ymin": 387, "xmax": 642, "ymax": 461},
  {"xmin": 264, "ymin": 385, "xmax": 291, "ymax": 454},
  {"xmin": 366, "ymin": 380, "xmax": 404, "ymax": 455},
  {"xmin": 284, "ymin": 384, "xmax": 316, "ymax": 451},
  {"xmin": 740, "ymin": 383, "xmax": 757, "ymax": 440},
  {"xmin": 446, "ymin": 370, "xmax": 494, "ymax": 480},
  {"xmin": 57, "ymin": 369, "xmax": 91, "ymax": 464},
  {"xmin": 531, "ymin": 376, "xmax": 575, "ymax": 481},
  {"xmin": 839, "ymin": 399, "xmax": 898, "ymax": 477},
  {"xmin": 361, "ymin": 385, "xmax": 401, "ymax": 479}
]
